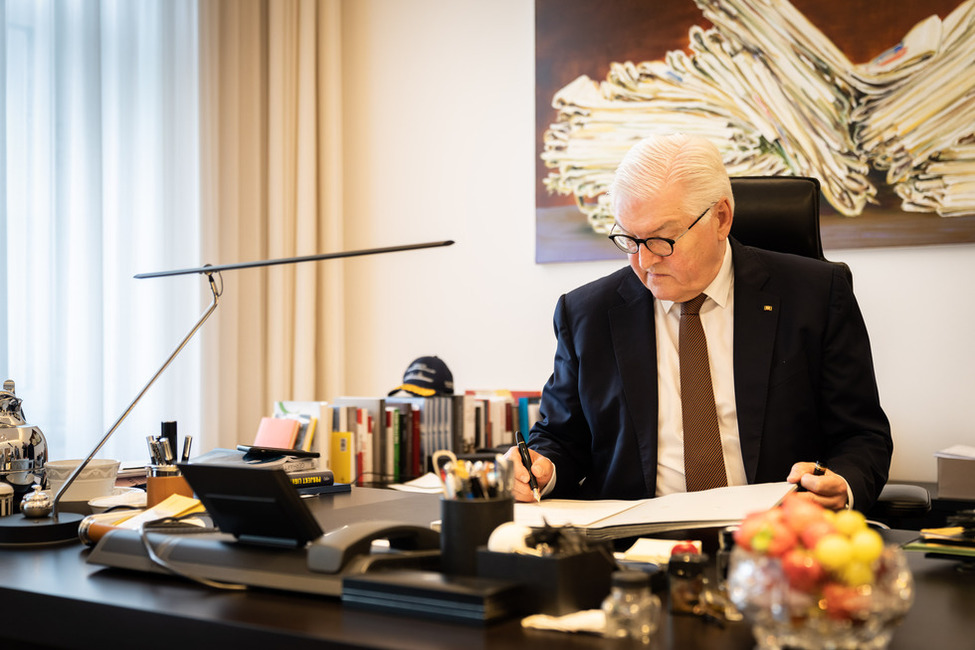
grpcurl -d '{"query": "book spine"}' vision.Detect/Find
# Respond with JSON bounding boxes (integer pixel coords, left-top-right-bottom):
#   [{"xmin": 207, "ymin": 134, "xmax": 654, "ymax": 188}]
[
  {"xmin": 397, "ymin": 409, "xmax": 411, "ymax": 481},
  {"xmin": 357, "ymin": 408, "xmax": 369, "ymax": 487},
  {"xmin": 281, "ymin": 457, "xmax": 318, "ymax": 473},
  {"xmin": 386, "ymin": 407, "xmax": 400, "ymax": 483},
  {"xmin": 318, "ymin": 403, "xmax": 333, "ymax": 470},
  {"xmin": 289, "ymin": 472, "xmax": 334, "ymax": 488},
  {"xmin": 295, "ymin": 483, "xmax": 352, "ymax": 496},
  {"xmin": 330, "ymin": 417, "xmax": 354, "ymax": 485},
  {"xmin": 412, "ymin": 405, "xmax": 421, "ymax": 477}
]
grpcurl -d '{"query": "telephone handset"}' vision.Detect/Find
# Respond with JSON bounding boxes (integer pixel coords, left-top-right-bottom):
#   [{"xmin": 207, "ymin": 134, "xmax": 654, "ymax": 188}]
[{"xmin": 307, "ymin": 520, "xmax": 441, "ymax": 574}]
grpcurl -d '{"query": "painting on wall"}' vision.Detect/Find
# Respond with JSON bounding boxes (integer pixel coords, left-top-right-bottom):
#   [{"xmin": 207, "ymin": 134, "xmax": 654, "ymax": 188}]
[{"xmin": 536, "ymin": 0, "xmax": 975, "ymax": 263}]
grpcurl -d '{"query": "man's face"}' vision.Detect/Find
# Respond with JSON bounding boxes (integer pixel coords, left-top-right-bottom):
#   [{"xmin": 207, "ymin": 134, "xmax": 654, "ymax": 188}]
[{"xmin": 615, "ymin": 183, "xmax": 732, "ymax": 303}]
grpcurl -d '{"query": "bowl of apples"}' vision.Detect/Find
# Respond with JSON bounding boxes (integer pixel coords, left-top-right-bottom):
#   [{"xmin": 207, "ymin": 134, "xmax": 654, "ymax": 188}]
[{"xmin": 727, "ymin": 492, "xmax": 914, "ymax": 650}]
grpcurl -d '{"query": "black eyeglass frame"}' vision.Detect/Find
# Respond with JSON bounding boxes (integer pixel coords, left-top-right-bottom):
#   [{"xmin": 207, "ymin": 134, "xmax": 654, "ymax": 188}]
[{"xmin": 608, "ymin": 202, "xmax": 716, "ymax": 257}]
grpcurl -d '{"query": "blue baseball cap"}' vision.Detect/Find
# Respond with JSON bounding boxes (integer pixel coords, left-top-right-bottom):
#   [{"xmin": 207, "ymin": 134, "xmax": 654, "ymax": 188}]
[{"xmin": 388, "ymin": 356, "xmax": 454, "ymax": 397}]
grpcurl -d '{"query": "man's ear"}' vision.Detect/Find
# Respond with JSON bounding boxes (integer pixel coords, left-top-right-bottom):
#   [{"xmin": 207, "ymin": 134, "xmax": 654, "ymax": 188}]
[{"xmin": 715, "ymin": 196, "xmax": 734, "ymax": 238}]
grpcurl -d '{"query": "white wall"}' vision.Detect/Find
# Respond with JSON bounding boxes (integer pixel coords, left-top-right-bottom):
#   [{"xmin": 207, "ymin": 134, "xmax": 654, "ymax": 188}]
[
  {"xmin": 831, "ymin": 245, "xmax": 975, "ymax": 482},
  {"xmin": 340, "ymin": 0, "xmax": 975, "ymax": 483}
]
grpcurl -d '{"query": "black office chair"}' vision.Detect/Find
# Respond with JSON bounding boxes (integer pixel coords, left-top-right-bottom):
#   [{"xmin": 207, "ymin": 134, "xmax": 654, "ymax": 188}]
[
  {"xmin": 728, "ymin": 176, "xmax": 852, "ymax": 286},
  {"xmin": 729, "ymin": 175, "xmax": 930, "ymax": 527}
]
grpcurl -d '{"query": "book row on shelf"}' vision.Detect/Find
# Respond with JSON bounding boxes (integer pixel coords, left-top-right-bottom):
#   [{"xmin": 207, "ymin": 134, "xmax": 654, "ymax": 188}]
[{"xmin": 271, "ymin": 391, "xmax": 542, "ymax": 486}]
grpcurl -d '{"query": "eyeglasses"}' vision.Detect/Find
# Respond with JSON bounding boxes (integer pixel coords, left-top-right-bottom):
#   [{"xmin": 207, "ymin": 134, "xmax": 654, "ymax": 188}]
[{"xmin": 608, "ymin": 203, "xmax": 716, "ymax": 257}]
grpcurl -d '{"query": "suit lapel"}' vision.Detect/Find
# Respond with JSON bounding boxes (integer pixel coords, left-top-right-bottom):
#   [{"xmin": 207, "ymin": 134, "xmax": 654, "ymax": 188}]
[
  {"xmin": 731, "ymin": 240, "xmax": 779, "ymax": 482},
  {"xmin": 609, "ymin": 272, "xmax": 658, "ymax": 496}
]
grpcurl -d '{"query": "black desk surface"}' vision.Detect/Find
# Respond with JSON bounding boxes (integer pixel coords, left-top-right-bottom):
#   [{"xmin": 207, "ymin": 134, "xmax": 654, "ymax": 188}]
[{"xmin": 1, "ymin": 488, "xmax": 973, "ymax": 649}]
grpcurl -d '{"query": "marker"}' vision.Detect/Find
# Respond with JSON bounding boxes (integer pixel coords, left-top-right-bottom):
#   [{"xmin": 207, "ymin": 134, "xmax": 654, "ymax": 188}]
[
  {"xmin": 515, "ymin": 430, "xmax": 540, "ymax": 502},
  {"xmin": 797, "ymin": 460, "xmax": 826, "ymax": 492},
  {"xmin": 161, "ymin": 421, "xmax": 178, "ymax": 463},
  {"xmin": 181, "ymin": 435, "xmax": 193, "ymax": 463}
]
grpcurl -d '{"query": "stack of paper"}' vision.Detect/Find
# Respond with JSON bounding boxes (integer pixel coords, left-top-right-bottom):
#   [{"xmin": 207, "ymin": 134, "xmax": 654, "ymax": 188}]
[
  {"xmin": 540, "ymin": 0, "xmax": 975, "ymax": 230},
  {"xmin": 852, "ymin": 0, "xmax": 975, "ymax": 216},
  {"xmin": 514, "ymin": 482, "xmax": 794, "ymax": 540},
  {"xmin": 694, "ymin": 0, "xmax": 873, "ymax": 216},
  {"xmin": 893, "ymin": 137, "xmax": 975, "ymax": 217}
]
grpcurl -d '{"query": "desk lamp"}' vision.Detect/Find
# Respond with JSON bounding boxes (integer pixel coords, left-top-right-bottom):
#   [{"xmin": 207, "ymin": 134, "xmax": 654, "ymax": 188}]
[{"xmin": 0, "ymin": 240, "xmax": 454, "ymax": 545}]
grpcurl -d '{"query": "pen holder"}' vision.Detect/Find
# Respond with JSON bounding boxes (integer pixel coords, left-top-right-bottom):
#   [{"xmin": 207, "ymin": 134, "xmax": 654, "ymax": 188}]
[
  {"xmin": 440, "ymin": 496, "xmax": 513, "ymax": 576},
  {"xmin": 146, "ymin": 473, "xmax": 194, "ymax": 508}
]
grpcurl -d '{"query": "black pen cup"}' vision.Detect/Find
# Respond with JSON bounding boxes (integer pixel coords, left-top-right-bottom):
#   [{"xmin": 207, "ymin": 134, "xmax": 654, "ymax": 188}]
[{"xmin": 440, "ymin": 496, "xmax": 514, "ymax": 576}]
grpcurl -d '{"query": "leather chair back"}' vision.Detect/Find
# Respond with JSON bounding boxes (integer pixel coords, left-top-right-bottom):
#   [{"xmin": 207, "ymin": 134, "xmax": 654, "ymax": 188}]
[{"xmin": 729, "ymin": 176, "xmax": 852, "ymax": 284}]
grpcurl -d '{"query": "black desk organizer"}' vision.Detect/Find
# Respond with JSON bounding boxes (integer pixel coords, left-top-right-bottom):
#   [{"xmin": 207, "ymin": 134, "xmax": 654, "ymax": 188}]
[{"xmin": 476, "ymin": 546, "xmax": 617, "ymax": 616}]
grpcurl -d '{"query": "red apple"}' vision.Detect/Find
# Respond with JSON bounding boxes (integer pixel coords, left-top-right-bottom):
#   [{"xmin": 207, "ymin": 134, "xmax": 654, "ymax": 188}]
[
  {"xmin": 780, "ymin": 492, "xmax": 827, "ymax": 535},
  {"xmin": 767, "ymin": 520, "xmax": 798, "ymax": 557},
  {"xmin": 735, "ymin": 510, "xmax": 769, "ymax": 551},
  {"xmin": 749, "ymin": 517, "xmax": 798, "ymax": 557},
  {"xmin": 781, "ymin": 548, "xmax": 824, "ymax": 592},
  {"xmin": 821, "ymin": 582, "xmax": 871, "ymax": 621},
  {"xmin": 800, "ymin": 518, "xmax": 836, "ymax": 550}
]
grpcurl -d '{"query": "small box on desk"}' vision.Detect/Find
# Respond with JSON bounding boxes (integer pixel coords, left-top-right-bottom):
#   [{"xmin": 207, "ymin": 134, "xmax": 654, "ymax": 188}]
[
  {"xmin": 937, "ymin": 447, "xmax": 975, "ymax": 499},
  {"xmin": 476, "ymin": 548, "xmax": 615, "ymax": 616},
  {"xmin": 342, "ymin": 570, "xmax": 522, "ymax": 625}
]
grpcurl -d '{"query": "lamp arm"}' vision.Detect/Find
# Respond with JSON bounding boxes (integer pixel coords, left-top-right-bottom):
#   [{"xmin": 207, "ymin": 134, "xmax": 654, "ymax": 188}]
[{"xmin": 52, "ymin": 272, "xmax": 222, "ymax": 517}]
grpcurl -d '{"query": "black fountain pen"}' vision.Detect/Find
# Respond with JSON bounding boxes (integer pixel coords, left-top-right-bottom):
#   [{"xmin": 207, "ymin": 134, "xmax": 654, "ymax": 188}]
[
  {"xmin": 515, "ymin": 430, "xmax": 540, "ymax": 503},
  {"xmin": 796, "ymin": 460, "xmax": 827, "ymax": 492}
]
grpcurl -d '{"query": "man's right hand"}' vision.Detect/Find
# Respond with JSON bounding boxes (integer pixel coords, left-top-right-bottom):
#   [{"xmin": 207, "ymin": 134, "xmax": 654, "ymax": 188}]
[{"xmin": 502, "ymin": 446, "xmax": 554, "ymax": 502}]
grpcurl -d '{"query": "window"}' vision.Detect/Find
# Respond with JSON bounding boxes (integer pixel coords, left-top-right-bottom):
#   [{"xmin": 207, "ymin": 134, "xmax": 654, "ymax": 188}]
[{"xmin": 2, "ymin": 0, "xmax": 202, "ymax": 463}]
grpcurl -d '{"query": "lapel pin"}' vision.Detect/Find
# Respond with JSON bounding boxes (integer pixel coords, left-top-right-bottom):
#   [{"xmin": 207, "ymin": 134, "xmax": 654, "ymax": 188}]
[{"xmin": 763, "ymin": 305, "xmax": 774, "ymax": 312}]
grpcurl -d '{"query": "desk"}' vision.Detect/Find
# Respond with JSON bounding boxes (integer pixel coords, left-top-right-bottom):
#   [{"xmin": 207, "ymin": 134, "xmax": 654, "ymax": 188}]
[{"xmin": 1, "ymin": 490, "xmax": 972, "ymax": 649}]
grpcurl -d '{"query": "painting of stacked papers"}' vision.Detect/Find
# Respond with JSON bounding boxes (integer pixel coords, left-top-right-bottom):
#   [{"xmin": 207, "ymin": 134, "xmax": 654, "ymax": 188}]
[{"xmin": 536, "ymin": 0, "xmax": 975, "ymax": 262}]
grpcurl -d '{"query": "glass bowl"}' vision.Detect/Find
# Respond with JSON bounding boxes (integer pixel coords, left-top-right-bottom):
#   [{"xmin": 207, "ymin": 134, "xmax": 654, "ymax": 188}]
[{"xmin": 727, "ymin": 544, "xmax": 914, "ymax": 650}]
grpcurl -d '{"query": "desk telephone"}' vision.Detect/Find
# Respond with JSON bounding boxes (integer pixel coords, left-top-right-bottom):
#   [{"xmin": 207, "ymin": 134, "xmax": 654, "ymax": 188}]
[
  {"xmin": 87, "ymin": 518, "xmax": 441, "ymax": 596},
  {"xmin": 88, "ymin": 464, "xmax": 442, "ymax": 596}
]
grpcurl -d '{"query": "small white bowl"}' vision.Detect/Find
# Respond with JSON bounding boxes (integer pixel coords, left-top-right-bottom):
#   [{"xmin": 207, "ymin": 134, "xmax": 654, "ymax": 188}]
[{"xmin": 46, "ymin": 458, "xmax": 120, "ymax": 502}]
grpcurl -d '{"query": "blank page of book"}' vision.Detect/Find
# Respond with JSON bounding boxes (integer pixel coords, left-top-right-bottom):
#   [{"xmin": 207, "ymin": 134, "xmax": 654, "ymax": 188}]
[{"xmin": 254, "ymin": 416, "xmax": 300, "ymax": 448}]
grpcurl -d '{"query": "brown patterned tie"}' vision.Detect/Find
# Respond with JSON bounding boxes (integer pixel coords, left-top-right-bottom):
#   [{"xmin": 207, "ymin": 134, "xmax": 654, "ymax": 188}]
[{"xmin": 680, "ymin": 294, "xmax": 727, "ymax": 491}]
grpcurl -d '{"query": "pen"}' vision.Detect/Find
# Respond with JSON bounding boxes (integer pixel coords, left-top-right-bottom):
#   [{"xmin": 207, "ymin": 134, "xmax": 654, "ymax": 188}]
[
  {"xmin": 159, "ymin": 437, "xmax": 174, "ymax": 464},
  {"xmin": 797, "ymin": 460, "xmax": 826, "ymax": 492},
  {"xmin": 181, "ymin": 435, "xmax": 193, "ymax": 463},
  {"xmin": 515, "ymin": 430, "xmax": 540, "ymax": 502},
  {"xmin": 146, "ymin": 436, "xmax": 157, "ymax": 463}
]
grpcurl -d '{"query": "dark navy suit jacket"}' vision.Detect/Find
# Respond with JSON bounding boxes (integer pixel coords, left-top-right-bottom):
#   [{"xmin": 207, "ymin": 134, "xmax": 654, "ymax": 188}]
[{"xmin": 530, "ymin": 239, "xmax": 892, "ymax": 512}]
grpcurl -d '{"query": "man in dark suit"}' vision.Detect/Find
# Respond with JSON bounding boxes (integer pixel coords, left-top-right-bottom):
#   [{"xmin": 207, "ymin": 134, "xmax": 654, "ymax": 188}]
[{"xmin": 510, "ymin": 133, "xmax": 892, "ymax": 512}]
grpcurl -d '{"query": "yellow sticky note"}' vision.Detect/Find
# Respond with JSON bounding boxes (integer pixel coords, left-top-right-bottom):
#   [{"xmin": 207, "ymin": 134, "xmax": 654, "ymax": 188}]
[{"xmin": 116, "ymin": 494, "xmax": 205, "ymax": 530}]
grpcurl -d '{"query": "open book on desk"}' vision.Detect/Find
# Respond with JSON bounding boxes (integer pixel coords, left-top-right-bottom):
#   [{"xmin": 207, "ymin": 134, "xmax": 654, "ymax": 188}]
[{"xmin": 514, "ymin": 482, "xmax": 795, "ymax": 540}]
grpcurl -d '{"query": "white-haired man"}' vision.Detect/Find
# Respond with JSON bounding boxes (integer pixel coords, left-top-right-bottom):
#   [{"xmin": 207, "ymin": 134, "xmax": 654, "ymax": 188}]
[{"xmin": 510, "ymin": 133, "xmax": 892, "ymax": 512}]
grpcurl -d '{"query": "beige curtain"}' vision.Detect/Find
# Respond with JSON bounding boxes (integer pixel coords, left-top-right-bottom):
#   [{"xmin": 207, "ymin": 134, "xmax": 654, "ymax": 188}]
[{"xmin": 198, "ymin": 0, "xmax": 345, "ymax": 450}]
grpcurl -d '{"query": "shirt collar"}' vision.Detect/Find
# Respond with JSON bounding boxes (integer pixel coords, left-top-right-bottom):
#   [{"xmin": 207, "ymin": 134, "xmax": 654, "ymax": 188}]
[{"xmin": 660, "ymin": 239, "xmax": 734, "ymax": 314}]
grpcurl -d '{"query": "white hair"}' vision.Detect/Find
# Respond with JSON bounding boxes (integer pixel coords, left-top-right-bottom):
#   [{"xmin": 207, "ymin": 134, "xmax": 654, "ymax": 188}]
[{"xmin": 609, "ymin": 133, "xmax": 734, "ymax": 218}]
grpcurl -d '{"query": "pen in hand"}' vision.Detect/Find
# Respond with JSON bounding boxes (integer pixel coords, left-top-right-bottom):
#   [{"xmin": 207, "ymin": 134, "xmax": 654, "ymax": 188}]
[
  {"xmin": 515, "ymin": 430, "xmax": 540, "ymax": 503},
  {"xmin": 796, "ymin": 460, "xmax": 826, "ymax": 492}
]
